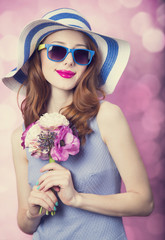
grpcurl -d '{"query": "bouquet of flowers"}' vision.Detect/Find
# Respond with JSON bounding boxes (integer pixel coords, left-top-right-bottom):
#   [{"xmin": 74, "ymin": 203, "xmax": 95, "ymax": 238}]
[{"xmin": 21, "ymin": 112, "xmax": 80, "ymax": 216}]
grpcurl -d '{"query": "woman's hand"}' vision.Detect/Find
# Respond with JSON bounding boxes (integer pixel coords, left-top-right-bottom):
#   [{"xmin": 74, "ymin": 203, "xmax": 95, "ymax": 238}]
[
  {"xmin": 27, "ymin": 185, "xmax": 58, "ymax": 218},
  {"xmin": 38, "ymin": 162, "xmax": 79, "ymax": 207}
]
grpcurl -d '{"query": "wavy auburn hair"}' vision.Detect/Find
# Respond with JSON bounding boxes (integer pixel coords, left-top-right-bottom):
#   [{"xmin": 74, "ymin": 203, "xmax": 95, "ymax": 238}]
[{"xmin": 19, "ymin": 32, "xmax": 105, "ymax": 145}]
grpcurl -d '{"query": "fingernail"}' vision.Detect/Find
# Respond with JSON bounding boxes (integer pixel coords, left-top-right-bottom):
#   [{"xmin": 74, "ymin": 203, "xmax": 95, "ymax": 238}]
[
  {"xmin": 37, "ymin": 185, "xmax": 40, "ymax": 190},
  {"xmin": 55, "ymin": 201, "xmax": 59, "ymax": 207},
  {"xmin": 36, "ymin": 181, "xmax": 39, "ymax": 185},
  {"xmin": 54, "ymin": 206, "xmax": 57, "ymax": 211}
]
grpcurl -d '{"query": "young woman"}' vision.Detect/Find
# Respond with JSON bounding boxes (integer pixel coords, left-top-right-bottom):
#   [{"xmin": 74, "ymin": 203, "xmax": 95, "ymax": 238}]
[{"xmin": 3, "ymin": 8, "xmax": 153, "ymax": 240}]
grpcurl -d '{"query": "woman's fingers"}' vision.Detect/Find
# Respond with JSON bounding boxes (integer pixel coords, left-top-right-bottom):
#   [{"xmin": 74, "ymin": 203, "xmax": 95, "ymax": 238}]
[
  {"xmin": 38, "ymin": 169, "xmax": 71, "ymax": 192},
  {"xmin": 38, "ymin": 171, "xmax": 61, "ymax": 190},
  {"xmin": 29, "ymin": 186, "xmax": 57, "ymax": 212},
  {"xmin": 37, "ymin": 168, "xmax": 78, "ymax": 206},
  {"xmin": 39, "ymin": 176, "xmax": 62, "ymax": 192},
  {"xmin": 40, "ymin": 162, "xmax": 65, "ymax": 173}
]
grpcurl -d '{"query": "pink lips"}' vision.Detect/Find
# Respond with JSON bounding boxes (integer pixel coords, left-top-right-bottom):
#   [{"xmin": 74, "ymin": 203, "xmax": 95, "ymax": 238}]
[{"xmin": 56, "ymin": 70, "xmax": 76, "ymax": 79}]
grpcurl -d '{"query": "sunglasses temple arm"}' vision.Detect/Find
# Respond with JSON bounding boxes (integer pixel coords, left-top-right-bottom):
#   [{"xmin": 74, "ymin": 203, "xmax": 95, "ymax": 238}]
[{"xmin": 38, "ymin": 44, "xmax": 46, "ymax": 51}]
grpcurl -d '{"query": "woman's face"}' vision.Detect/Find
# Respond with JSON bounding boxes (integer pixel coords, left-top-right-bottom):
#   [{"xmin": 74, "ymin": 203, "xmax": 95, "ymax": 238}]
[{"xmin": 40, "ymin": 30, "xmax": 88, "ymax": 91}]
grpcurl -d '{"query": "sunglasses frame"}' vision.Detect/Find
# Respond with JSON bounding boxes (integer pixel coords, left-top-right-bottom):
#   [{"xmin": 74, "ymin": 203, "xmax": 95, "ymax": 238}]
[{"xmin": 38, "ymin": 44, "xmax": 95, "ymax": 66}]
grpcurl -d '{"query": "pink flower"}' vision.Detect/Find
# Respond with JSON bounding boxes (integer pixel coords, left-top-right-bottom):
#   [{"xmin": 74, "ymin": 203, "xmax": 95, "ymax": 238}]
[
  {"xmin": 50, "ymin": 126, "xmax": 80, "ymax": 161},
  {"xmin": 21, "ymin": 122, "xmax": 36, "ymax": 149},
  {"xmin": 21, "ymin": 113, "xmax": 80, "ymax": 162}
]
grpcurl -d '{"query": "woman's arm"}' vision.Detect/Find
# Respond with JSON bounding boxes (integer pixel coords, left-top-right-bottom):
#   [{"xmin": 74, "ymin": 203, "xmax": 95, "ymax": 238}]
[
  {"xmin": 73, "ymin": 101, "xmax": 154, "ymax": 216},
  {"xmin": 11, "ymin": 126, "xmax": 58, "ymax": 234},
  {"xmin": 37, "ymin": 101, "xmax": 154, "ymax": 217}
]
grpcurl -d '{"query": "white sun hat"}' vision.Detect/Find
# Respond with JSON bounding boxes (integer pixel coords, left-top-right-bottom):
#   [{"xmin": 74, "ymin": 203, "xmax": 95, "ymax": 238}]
[{"xmin": 2, "ymin": 8, "xmax": 130, "ymax": 95}]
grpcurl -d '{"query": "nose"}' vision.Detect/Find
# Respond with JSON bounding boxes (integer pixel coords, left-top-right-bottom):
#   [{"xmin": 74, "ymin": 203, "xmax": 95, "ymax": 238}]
[{"xmin": 63, "ymin": 52, "xmax": 75, "ymax": 66}]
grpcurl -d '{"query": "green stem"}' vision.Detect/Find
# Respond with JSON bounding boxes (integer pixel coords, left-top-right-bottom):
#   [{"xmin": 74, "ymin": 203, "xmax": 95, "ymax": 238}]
[
  {"xmin": 39, "ymin": 155, "xmax": 56, "ymax": 216},
  {"xmin": 49, "ymin": 155, "xmax": 55, "ymax": 163},
  {"xmin": 39, "ymin": 206, "xmax": 43, "ymax": 215}
]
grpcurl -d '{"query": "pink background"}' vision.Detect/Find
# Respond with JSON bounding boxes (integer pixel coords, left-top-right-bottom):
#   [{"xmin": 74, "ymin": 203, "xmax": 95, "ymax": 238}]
[{"xmin": 0, "ymin": 0, "xmax": 165, "ymax": 239}]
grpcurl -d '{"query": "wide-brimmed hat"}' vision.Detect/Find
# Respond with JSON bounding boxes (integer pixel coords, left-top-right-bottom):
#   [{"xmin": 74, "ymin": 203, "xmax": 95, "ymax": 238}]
[{"xmin": 2, "ymin": 8, "xmax": 130, "ymax": 95}]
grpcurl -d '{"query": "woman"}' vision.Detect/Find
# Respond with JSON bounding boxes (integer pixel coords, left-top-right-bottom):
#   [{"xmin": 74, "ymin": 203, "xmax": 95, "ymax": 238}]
[{"xmin": 3, "ymin": 8, "xmax": 153, "ymax": 240}]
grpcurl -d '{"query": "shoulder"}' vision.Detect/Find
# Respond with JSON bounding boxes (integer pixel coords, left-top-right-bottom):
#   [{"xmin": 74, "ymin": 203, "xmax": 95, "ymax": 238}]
[
  {"xmin": 97, "ymin": 101, "xmax": 125, "ymax": 126},
  {"xmin": 97, "ymin": 101, "xmax": 128, "ymax": 142},
  {"xmin": 11, "ymin": 124, "xmax": 24, "ymax": 147},
  {"xmin": 11, "ymin": 125, "xmax": 23, "ymax": 140}
]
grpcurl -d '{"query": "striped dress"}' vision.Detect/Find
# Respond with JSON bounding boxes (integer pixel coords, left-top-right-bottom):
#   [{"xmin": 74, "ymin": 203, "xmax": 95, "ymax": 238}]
[{"xmin": 25, "ymin": 116, "xmax": 127, "ymax": 240}]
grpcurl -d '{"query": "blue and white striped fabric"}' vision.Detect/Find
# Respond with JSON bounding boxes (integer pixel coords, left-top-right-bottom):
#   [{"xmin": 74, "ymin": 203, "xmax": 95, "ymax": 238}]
[
  {"xmin": 42, "ymin": 8, "xmax": 92, "ymax": 30},
  {"xmin": 2, "ymin": 8, "xmax": 130, "ymax": 95}
]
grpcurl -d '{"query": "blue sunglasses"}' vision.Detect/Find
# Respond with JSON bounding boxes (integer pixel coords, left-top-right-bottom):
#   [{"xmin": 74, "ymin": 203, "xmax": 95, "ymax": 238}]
[{"xmin": 38, "ymin": 44, "xmax": 95, "ymax": 66}]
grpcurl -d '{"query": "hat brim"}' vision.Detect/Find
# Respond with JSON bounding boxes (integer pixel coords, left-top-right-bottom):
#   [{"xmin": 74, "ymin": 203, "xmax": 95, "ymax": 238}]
[{"xmin": 2, "ymin": 18, "xmax": 130, "ymax": 95}]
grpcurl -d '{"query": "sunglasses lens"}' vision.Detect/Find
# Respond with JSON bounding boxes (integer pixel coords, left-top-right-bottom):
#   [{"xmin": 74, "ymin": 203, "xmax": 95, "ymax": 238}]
[
  {"xmin": 48, "ymin": 46, "xmax": 67, "ymax": 61},
  {"xmin": 74, "ymin": 49, "xmax": 91, "ymax": 65}
]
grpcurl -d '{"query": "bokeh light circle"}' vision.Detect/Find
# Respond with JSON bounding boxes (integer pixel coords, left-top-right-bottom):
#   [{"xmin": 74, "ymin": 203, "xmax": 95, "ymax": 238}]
[
  {"xmin": 98, "ymin": 0, "xmax": 121, "ymax": 13},
  {"xmin": 140, "ymin": 74, "xmax": 161, "ymax": 97},
  {"xmin": 141, "ymin": 99, "xmax": 165, "ymax": 134},
  {"xmin": 156, "ymin": 3, "xmax": 165, "ymax": 27},
  {"xmin": 119, "ymin": 0, "xmax": 142, "ymax": 8},
  {"xmin": 139, "ymin": 140, "xmax": 162, "ymax": 165},
  {"xmin": 123, "ymin": 83, "xmax": 153, "ymax": 114},
  {"xmin": 70, "ymin": 0, "xmax": 103, "ymax": 12},
  {"xmin": 131, "ymin": 12, "xmax": 152, "ymax": 36},
  {"xmin": 142, "ymin": 28, "xmax": 165, "ymax": 52}
]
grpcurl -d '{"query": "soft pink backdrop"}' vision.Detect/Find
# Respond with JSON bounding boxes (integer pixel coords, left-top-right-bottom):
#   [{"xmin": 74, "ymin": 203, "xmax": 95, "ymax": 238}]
[{"xmin": 0, "ymin": 0, "xmax": 164, "ymax": 239}]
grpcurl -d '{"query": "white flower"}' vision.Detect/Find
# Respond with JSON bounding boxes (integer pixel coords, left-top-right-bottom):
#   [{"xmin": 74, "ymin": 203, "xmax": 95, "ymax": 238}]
[
  {"xmin": 29, "ymin": 140, "xmax": 40, "ymax": 153},
  {"xmin": 25, "ymin": 124, "xmax": 41, "ymax": 147},
  {"xmin": 39, "ymin": 112, "xmax": 69, "ymax": 130}
]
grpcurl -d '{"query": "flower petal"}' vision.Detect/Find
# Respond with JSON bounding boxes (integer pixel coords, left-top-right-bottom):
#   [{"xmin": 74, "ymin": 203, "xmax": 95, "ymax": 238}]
[{"xmin": 64, "ymin": 132, "xmax": 74, "ymax": 144}]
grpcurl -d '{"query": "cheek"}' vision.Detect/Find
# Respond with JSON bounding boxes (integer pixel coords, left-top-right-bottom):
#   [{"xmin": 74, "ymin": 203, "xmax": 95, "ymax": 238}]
[
  {"xmin": 77, "ymin": 66, "xmax": 87, "ymax": 78},
  {"xmin": 41, "ymin": 62, "xmax": 49, "ymax": 79},
  {"xmin": 75, "ymin": 67, "xmax": 87, "ymax": 86},
  {"xmin": 40, "ymin": 55, "xmax": 55, "ymax": 78}
]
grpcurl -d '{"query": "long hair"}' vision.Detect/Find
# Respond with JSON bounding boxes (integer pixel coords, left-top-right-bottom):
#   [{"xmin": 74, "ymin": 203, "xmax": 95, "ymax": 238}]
[{"xmin": 20, "ymin": 33, "xmax": 105, "ymax": 145}]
